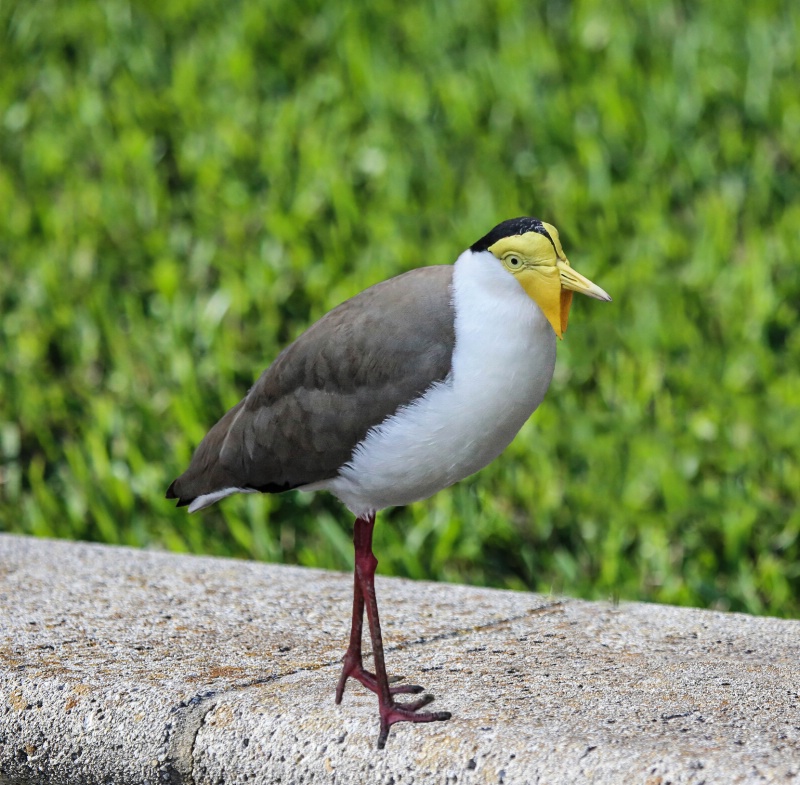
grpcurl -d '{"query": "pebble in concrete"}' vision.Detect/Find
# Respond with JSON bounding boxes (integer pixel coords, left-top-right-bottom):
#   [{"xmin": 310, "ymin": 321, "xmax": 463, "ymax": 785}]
[{"xmin": 1, "ymin": 533, "xmax": 799, "ymax": 784}]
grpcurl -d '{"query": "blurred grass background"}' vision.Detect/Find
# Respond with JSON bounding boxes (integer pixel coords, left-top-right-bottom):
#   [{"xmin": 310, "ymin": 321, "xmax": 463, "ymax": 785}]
[{"xmin": 1, "ymin": 0, "xmax": 799, "ymax": 616}]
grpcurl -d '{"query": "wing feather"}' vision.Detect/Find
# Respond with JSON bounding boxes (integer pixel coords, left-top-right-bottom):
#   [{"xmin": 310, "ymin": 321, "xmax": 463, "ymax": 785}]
[{"xmin": 167, "ymin": 265, "xmax": 455, "ymax": 506}]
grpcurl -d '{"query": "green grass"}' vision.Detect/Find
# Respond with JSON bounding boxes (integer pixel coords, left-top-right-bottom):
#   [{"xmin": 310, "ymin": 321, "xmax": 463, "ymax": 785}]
[{"xmin": 1, "ymin": 0, "xmax": 799, "ymax": 617}]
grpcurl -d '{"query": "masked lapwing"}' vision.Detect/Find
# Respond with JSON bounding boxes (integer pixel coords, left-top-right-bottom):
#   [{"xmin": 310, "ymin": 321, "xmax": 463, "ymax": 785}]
[{"xmin": 167, "ymin": 217, "xmax": 611, "ymax": 748}]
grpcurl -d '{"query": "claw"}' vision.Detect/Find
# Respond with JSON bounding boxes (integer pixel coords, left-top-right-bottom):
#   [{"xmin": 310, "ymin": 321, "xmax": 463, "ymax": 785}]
[
  {"xmin": 401, "ymin": 693, "xmax": 435, "ymax": 712},
  {"xmin": 377, "ymin": 699, "xmax": 452, "ymax": 749},
  {"xmin": 337, "ymin": 657, "xmax": 425, "ymax": 702}
]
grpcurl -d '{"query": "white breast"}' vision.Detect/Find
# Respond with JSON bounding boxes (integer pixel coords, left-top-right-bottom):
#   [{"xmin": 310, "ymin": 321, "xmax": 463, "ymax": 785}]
[{"xmin": 317, "ymin": 249, "xmax": 557, "ymax": 517}]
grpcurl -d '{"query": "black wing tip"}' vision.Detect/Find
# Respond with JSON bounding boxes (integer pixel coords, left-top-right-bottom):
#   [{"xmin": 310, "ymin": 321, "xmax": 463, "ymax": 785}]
[{"xmin": 166, "ymin": 479, "xmax": 193, "ymax": 508}]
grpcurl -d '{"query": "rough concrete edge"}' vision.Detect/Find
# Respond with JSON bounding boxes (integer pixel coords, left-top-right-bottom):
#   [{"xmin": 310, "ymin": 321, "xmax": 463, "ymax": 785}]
[
  {"xmin": 161, "ymin": 693, "xmax": 218, "ymax": 784},
  {"xmin": 164, "ymin": 601, "xmax": 566, "ymax": 783}
]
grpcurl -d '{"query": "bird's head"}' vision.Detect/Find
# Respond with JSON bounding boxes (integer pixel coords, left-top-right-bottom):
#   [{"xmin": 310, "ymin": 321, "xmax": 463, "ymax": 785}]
[{"xmin": 472, "ymin": 217, "xmax": 611, "ymax": 338}]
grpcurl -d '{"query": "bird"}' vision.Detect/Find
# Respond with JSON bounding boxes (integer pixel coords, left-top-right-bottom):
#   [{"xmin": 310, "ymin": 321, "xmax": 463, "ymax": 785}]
[{"xmin": 167, "ymin": 217, "xmax": 611, "ymax": 748}]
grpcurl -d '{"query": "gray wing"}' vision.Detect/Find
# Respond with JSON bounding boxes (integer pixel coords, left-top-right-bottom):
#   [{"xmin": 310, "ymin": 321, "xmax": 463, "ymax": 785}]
[{"xmin": 167, "ymin": 265, "xmax": 455, "ymax": 505}]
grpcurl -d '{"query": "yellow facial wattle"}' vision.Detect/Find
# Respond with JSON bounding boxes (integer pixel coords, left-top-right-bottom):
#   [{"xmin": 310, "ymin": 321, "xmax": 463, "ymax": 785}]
[{"xmin": 488, "ymin": 223, "xmax": 610, "ymax": 338}]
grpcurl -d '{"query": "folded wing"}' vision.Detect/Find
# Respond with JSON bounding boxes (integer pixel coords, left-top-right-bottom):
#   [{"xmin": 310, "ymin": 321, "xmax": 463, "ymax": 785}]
[{"xmin": 166, "ymin": 266, "xmax": 455, "ymax": 509}]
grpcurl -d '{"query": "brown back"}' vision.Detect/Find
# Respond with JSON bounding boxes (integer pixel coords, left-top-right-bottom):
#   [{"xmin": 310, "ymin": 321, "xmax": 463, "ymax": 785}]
[{"xmin": 167, "ymin": 265, "xmax": 456, "ymax": 505}]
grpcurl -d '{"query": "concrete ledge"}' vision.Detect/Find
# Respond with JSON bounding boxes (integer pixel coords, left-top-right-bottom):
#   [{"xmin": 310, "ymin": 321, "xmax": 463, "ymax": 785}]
[{"xmin": 1, "ymin": 533, "xmax": 798, "ymax": 784}]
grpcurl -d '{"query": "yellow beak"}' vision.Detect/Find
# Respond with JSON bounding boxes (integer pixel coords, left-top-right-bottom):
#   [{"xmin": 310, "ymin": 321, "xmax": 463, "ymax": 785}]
[
  {"xmin": 558, "ymin": 260, "xmax": 612, "ymax": 303},
  {"xmin": 516, "ymin": 260, "xmax": 611, "ymax": 339}
]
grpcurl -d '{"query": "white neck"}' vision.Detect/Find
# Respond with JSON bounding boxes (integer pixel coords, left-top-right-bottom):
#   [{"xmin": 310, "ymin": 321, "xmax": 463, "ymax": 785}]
[{"xmin": 451, "ymin": 249, "xmax": 556, "ymax": 401}]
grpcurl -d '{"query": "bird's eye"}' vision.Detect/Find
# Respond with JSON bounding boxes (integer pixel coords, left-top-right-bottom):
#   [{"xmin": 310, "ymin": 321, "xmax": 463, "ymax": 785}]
[{"xmin": 506, "ymin": 256, "xmax": 522, "ymax": 269}]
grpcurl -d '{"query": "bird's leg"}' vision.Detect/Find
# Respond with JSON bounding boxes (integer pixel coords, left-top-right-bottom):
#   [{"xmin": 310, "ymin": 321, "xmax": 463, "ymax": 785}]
[
  {"xmin": 335, "ymin": 569, "xmax": 367, "ymax": 703},
  {"xmin": 336, "ymin": 516, "xmax": 424, "ymax": 703},
  {"xmin": 349, "ymin": 512, "xmax": 451, "ymax": 749}
]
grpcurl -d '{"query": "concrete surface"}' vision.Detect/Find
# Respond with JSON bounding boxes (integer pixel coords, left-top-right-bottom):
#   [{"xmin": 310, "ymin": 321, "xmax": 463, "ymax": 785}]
[{"xmin": 0, "ymin": 534, "xmax": 798, "ymax": 785}]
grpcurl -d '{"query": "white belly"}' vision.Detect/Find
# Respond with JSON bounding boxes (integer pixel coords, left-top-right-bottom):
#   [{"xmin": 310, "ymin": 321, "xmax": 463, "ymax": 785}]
[{"xmin": 318, "ymin": 251, "xmax": 557, "ymax": 517}]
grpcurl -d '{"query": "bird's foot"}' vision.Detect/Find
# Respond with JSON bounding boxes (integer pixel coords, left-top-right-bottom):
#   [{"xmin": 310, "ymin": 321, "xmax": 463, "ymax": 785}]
[
  {"xmin": 335, "ymin": 654, "xmax": 423, "ymax": 703},
  {"xmin": 377, "ymin": 695, "xmax": 452, "ymax": 749}
]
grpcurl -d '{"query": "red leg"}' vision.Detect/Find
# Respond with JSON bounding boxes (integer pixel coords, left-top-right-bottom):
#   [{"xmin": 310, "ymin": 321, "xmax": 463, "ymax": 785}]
[
  {"xmin": 341, "ymin": 513, "xmax": 451, "ymax": 749},
  {"xmin": 335, "ymin": 569, "xmax": 367, "ymax": 703},
  {"xmin": 335, "ymin": 565, "xmax": 423, "ymax": 703}
]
